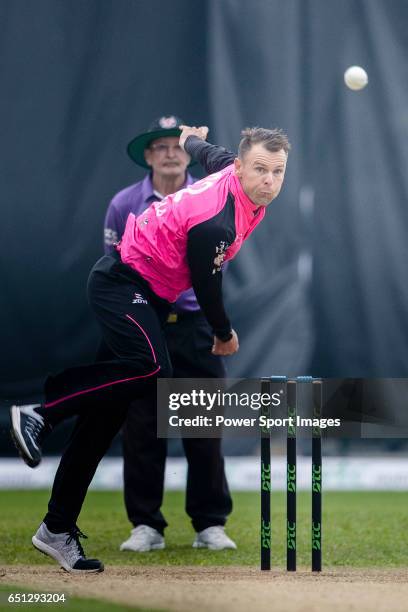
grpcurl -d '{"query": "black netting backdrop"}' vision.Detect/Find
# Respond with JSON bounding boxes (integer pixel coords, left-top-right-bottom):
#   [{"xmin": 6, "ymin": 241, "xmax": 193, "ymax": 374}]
[{"xmin": 1, "ymin": 0, "xmax": 408, "ymax": 407}]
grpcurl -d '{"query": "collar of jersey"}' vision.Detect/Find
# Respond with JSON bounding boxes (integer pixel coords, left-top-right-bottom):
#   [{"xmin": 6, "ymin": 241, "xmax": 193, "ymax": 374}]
[{"xmin": 142, "ymin": 172, "xmax": 195, "ymax": 203}]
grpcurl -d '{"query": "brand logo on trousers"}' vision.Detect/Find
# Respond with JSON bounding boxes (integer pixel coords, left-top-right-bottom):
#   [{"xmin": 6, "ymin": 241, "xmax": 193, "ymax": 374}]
[{"xmin": 132, "ymin": 293, "xmax": 148, "ymax": 305}]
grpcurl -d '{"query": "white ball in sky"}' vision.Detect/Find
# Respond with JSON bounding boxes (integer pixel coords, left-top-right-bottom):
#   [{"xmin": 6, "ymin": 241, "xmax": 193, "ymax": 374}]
[{"xmin": 344, "ymin": 66, "xmax": 368, "ymax": 91}]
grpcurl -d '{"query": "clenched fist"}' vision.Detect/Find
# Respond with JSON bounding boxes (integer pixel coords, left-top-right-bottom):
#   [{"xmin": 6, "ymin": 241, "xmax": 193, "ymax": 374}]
[{"xmin": 212, "ymin": 330, "xmax": 239, "ymax": 356}]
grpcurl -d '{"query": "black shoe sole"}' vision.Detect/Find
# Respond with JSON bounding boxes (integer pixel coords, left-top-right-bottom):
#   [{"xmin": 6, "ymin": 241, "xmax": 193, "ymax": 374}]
[
  {"xmin": 32, "ymin": 539, "xmax": 104, "ymax": 574},
  {"xmin": 10, "ymin": 406, "xmax": 42, "ymax": 468},
  {"xmin": 10, "ymin": 427, "xmax": 39, "ymax": 468}
]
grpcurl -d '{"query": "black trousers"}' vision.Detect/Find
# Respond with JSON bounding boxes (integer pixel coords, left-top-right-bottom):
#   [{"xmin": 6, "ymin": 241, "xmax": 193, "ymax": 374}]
[
  {"xmin": 122, "ymin": 312, "xmax": 232, "ymax": 534},
  {"xmin": 43, "ymin": 254, "xmax": 173, "ymax": 531}
]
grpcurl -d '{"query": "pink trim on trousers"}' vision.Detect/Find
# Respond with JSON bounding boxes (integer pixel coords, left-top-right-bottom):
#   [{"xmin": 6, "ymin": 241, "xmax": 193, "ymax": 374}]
[
  {"xmin": 125, "ymin": 313, "xmax": 157, "ymax": 363},
  {"xmin": 44, "ymin": 366, "xmax": 160, "ymax": 408}
]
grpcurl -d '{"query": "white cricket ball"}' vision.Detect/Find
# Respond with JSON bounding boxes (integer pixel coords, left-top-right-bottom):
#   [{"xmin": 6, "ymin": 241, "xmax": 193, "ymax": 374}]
[{"xmin": 344, "ymin": 66, "xmax": 368, "ymax": 91}]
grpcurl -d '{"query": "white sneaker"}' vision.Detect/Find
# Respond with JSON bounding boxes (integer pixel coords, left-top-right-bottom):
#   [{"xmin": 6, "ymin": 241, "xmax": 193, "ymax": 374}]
[
  {"xmin": 32, "ymin": 523, "xmax": 103, "ymax": 573},
  {"xmin": 120, "ymin": 525, "xmax": 165, "ymax": 552},
  {"xmin": 193, "ymin": 526, "xmax": 237, "ymax": 550}
]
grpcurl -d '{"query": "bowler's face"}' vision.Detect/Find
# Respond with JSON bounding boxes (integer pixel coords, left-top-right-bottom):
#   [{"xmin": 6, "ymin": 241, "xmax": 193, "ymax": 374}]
[{"xmin": 234, "ymin": 144, "xmax": 287, "ymax": 207}]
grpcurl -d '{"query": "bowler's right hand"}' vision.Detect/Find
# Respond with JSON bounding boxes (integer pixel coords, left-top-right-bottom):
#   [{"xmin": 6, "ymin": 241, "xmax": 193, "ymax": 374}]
[
  {"xmin": 212, "ymin": 330, "xmax": 239, "ymax": 356},
  {"xmin": 179, "ymin": 125, "xmax": 209, "ymax": 150}
]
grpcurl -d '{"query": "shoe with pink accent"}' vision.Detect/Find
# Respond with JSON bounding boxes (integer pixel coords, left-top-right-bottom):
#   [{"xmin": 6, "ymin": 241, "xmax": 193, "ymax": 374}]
[{"xmin": 10, "ymin": 404, "xmax": 50, "ymax": 468}]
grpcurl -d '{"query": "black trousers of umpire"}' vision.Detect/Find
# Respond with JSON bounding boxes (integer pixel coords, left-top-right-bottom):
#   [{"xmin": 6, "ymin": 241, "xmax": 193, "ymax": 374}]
[
  {"xmin": 122, "ymin": 312, "xmax": 232, "ymax": 534},
  {"xmin": 42, "ymin": 254, "xmax": 174, "ymax": 532}
]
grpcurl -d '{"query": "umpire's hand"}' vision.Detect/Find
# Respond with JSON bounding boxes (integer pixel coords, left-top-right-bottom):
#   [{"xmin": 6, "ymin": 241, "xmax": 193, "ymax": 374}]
[
  {"xmin": 179, "ymin": 125, "xmax": 209, "ymax": 150},
  {"xmin": 212, "ymin": 330, "xmax": 239, "ymax": 356}
]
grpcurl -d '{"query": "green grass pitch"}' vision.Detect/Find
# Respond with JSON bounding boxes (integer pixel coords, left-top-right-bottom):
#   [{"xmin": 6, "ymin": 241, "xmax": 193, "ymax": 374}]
[{"xmin": 1, "ymin": 489, "xmax": 408, "ymax": 568}]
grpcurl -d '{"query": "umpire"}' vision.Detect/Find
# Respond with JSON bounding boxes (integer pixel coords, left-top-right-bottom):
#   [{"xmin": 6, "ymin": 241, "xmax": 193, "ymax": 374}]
[{"xmin": 104, "ymin": 116, "xmax": 235, "ymax": 552}]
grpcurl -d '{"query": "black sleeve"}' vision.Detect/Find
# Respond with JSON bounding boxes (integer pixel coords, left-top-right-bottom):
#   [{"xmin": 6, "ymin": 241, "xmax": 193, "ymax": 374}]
[
  {"xmin": 184, "ymin": 135, "xmax": 235, "ymax": 175},
  {"xmin": 187, "ymin": 214, "xmax": 235, "ymax": 342}
]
